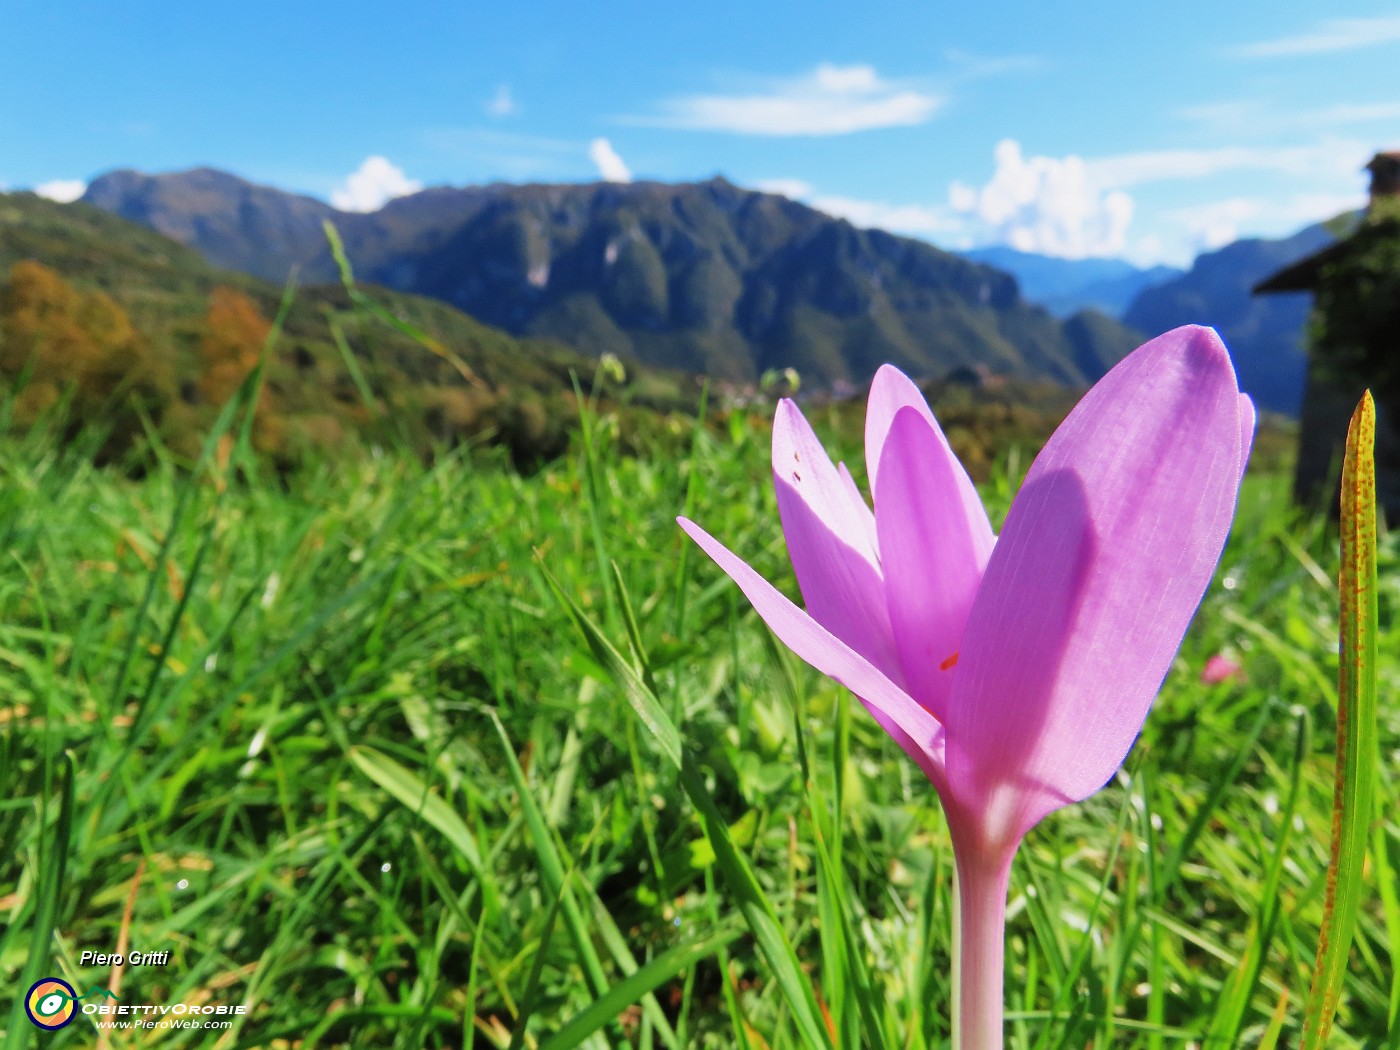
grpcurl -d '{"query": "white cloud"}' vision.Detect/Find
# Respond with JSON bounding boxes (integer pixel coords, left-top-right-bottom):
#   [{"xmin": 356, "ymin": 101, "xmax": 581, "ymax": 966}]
[
  {"xmin": 1230, "ymin": 15, "xmax": 1400, "ymax": 57},
  {"xmin": 35, "ymin": 179, "xmax": 87, "ymax": 203},
  {"xmin": 941, "ymin": 48, "xmax": 1043, "ymax": 80},
  {"xmin": 418, "ymin": 127, "xmax": 578, "ymax": 178},
  {"xmin": 330, "ymin": 156, "xmax": 423, "ymax": 212},
  {"xmin": 1168, "ymin": 191, "xmax": 1365, "ymax": 254},
  {"xmin": 485, "ymin": 84, "xmax": 517, "ymax": 117},
  {"xmin": 950, "ymin": 139, "xmax": 1134, "ymax": 258},
  {"xmin": 809, "ymin": 194, "xmax": 959, "ymax": 237},
  {"xmin": 1314, "ymin": 101, "xmax": 1400, "ymax": 123},
  {"xmin": 755, "ymin": 178, "xmax": 814, "ymax": 200},
  {"xmin": 1087, "ymin": 141, "xmax": 1370, "ymax": 188},
  {"xmin": 637, "ymin": 64, "xmax": 942, "ymax": 136},
  {"xmin": 1179, "ymin": 98, "xmax": 1400, "ymax": 137},
  {"xmin": 588, "ymin": 138, "xmax": 632, "ymax": 183},
  {"xmin": 755, "ymin": 177, "xmax": 960, "ymax": 238}
]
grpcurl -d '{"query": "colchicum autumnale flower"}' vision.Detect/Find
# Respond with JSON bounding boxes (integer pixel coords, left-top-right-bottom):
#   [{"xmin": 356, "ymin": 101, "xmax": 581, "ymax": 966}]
[{"xmin": 679, "ymin": 325, "xmax": 1254, "ymax": 1049}]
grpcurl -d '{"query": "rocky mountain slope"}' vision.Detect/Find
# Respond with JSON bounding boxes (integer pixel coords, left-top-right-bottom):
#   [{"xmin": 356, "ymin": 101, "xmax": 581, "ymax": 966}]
[{"xmin": 83, "ymin": 168, "xmax": 1145, "ymax": 389}]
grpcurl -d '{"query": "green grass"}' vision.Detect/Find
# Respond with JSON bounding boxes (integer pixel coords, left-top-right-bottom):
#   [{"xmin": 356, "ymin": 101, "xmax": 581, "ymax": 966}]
[{"xmin": 1, "ymin": 375, "xmax": 1396, "ymax": 1049}]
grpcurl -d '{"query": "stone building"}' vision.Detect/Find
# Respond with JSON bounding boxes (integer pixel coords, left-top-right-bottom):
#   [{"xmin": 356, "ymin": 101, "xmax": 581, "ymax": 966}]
[{"xmin": 1254, "ymin": 151, "xmax": 1400, "ymax": 519}]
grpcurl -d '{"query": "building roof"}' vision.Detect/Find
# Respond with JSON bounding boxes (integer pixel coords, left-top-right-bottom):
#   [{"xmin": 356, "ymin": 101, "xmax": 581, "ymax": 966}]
[{"xmin": 1252, "ymin": 239, "xmax": 1352, "ymax": 294}]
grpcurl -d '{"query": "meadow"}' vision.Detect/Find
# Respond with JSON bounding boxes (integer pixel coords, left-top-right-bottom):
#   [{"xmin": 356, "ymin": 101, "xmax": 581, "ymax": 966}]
[{"xmin": 1, "ymin": 358, "xmax": 1397, "ymax": 1049}]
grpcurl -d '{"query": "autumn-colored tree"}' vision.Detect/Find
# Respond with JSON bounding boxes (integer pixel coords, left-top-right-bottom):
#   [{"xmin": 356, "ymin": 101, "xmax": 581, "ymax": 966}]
[
  {"xmin": 0, "ymin": 260, "xmax": 171, "ymax": 441},
  {"xmin": 198, "ymin": 286, "xmax": 271, "ymax": 406},
  {"xmin": 196, "ymin": 286, "xmax": 288, "ymax": 457}
]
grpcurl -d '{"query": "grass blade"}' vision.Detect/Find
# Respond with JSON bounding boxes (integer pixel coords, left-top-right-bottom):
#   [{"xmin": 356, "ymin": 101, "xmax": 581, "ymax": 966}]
[
  {"xmin": 1301, "ymin": 391, "xmax": 1379, "ymax": 1049},
  {"xmin": 541, "ymin": 561, "xmax": 836, "ymax": 1050},
  {"xmin": 540, "ymin": 925, "xmax": 743, "ymax": 1050},
  {"xmin": 487, "ymin": 712, "xmax": 678, "ymax": 1050},
  {"xmin": 347, "ymin": 745, "xmax": 501, "ymax": 919},
  {"xmin": 5, "ymin": 752, "xmax": 74, "ymax": 1050}
]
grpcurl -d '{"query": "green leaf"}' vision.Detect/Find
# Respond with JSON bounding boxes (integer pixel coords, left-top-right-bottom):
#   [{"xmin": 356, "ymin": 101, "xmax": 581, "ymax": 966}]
[{"xmin": 1301, "ymin": 391, "xmax": 1379, "ymax": 1049}]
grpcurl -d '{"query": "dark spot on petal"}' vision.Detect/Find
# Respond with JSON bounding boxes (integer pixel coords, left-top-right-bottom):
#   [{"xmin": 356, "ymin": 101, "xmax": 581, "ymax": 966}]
[
  {"xmin": 793, "ymin": 471, "xmax": 802, "ymax": 482},
  {"xmin": 939, "ymin": 652, "xmax": 959, "ymax": 671}
]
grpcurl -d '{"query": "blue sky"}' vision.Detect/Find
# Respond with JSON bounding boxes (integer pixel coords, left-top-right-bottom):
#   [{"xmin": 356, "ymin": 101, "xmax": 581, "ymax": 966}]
[{"xmin": 3, "ymin": 1, "xmax": 1397, "ymax": 266}]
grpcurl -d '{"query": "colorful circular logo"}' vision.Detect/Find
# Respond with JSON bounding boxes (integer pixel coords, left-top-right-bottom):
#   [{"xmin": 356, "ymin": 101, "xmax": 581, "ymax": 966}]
[{"xmin": 26, "ymin": 977, "xmax": 77, "ymax": 1030}]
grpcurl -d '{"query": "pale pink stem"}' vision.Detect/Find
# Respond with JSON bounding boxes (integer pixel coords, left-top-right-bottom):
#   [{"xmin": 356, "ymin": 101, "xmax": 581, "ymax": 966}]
[{"xmin": 951, "ymin": 842, "xmax": 1015, "ymax": 1050}]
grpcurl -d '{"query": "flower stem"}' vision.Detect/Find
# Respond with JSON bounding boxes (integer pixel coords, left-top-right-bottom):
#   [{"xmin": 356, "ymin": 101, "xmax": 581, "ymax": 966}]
[{"xmin": 951, "ymin": 845, "xmax": 1014, "ymax": 1050}]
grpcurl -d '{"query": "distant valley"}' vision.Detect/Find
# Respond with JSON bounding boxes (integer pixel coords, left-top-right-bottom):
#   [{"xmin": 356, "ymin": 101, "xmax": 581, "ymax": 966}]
[{"xmin": 960, "ymin": 246, "xmax": 1182, "ymax": 320}]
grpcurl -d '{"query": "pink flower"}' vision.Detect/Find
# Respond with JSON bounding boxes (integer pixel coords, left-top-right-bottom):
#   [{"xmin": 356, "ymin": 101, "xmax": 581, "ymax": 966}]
[
  {"xmin": 1200, "ymin": 653, "xmax": 1245, "ymax": 684},
  {"xmin": 679, "ymin": 325, "xmax": 1254, "ymax": 1048}
]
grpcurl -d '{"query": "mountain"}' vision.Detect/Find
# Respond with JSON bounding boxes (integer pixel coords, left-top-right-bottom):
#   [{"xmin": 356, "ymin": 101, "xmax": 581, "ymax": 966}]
[
  {"xmin": 1, "ymin": 189, "xmax": 669, "ymax": 466},
  {"xmin": 1122, "ymin": 222, "xmax": 1338, "ymax": 415},
  {"xmin": 82, "ymin": 168, "xmax": 1145, "ymax": 390},
  {"xmin": 963, "ymin": 246, "xmax": 1182, "ymax": 319}
]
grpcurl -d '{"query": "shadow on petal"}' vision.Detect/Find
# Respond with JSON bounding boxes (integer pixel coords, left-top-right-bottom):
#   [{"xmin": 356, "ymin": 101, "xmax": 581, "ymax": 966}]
[
  {"xmin": 945, "ymin": 467, "xmax": 1094, "ymax": 849},
  {"xmin": 774, "ymin": 469, "xmax": 907, "ymax": 692}
]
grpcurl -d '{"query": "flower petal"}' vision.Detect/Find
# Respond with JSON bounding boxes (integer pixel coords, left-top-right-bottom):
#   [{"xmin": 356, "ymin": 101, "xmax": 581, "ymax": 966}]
[
  {"xmin": 875, "ymin": 405, "xmax": 994, "ymax": 719},
  {"xmin": 865, "ymin": 365, "xmax": 984, "ymax": 525},
  {"xmin": 772, "ymin": 399, "xmax": 904, "ymax": 685},
  {"xmin": 1238, "ymin": 395, "xmax": 1257, "ymax": 482},
  {"xmin": 837, "ymin": 462, "xmax": 878, "ymax": 553},
  {"xmin": 678, "ymin": 516, "xmax": 946, "ymax": 785},
  {"xmin": 947, "ymin": 325, "xmax": 1247, "ymax": 843}
]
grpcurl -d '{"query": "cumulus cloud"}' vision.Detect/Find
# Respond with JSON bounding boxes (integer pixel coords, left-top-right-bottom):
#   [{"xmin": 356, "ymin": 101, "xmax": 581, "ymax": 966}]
[
  {"xmin": 330, "ymin": 156, "xmax": 423, "ymax": 213},
  {"xmin": 588, "ymin": 138, "xmax": 632, "ymax": 182},
  {"xmin": 35, "ymin": 179, "xmax": 87, "ymax": 203},
  {"xmin": 1230, "ymin": 15, "xmax": 1400, "ymax": 57},
  {"xmin": 637, "ymin": 64, "xmax": 942, "ymax": 136},
  {"xmin": 950, "ymin": 139, "xmax": 1134, "ymax": 258},
  {"xmin": 485, "ymin": 84, "xmax": 517, "ymax": 117}
]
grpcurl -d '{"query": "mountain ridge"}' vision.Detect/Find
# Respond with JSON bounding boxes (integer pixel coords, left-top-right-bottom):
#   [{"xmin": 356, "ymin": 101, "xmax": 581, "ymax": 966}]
[
  {"xmin": 962, "ymin": 246, "xmax": 1183, "ymax": 319},
  {"xmin": 81, "ymin": 167, "xmax": 1145, "ymax": 391},
  {"xmin": 1122, "ymin": 222, "xmax": 1337, "ymax": 414}
]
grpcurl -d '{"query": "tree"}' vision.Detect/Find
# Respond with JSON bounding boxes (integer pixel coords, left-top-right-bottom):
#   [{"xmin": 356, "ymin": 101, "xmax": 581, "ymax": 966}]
[
  {"xmin": 0, "ymin": 260, "xmax": 171, "ymax": 445},
  {"xmin": 196, "ymin": 286, "xmax": 286, "ymax": 457},
  {"xmin": 198, "ymin": 286, "xmax": 271, "ymax": 406}
]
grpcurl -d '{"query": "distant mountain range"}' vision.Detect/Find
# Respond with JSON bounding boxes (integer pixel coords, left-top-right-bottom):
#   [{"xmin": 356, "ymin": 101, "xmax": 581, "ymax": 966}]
[
  {"xmin": 0, "ymin": 188, "xmax": 638, "ymax": 466},
  {"xmin": 81, "ymin": 168, "xmax": 1144, "ymax": 391},
  {"xmin": 961, "ymin": 247, "xmax": 1183, "ymax": 319},
  {"xmin": 1122, "ymin": 222, "xmax": 1339, "ymax": 415}
]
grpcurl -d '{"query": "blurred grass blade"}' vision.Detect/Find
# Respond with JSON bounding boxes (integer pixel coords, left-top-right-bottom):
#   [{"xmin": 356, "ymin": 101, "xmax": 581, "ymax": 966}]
[
  {"xmin": 506, "ymin": 871, "xmax": 567, "ymax": 1050},
  {"xmin": 540, "ymin": 926, "xmax": 743, "ymax": 1050},
  {"xmin": 5, "ymin": 752, "xmax": 74, "ymax": 1050},
  {"xmin": 488, "ymin": 713, "xmax": 677, "ymax": 1049},
  {"xmin": 347, "ymin": 745, "xmax": 501, "ymax": 919},
  {"xmin": 1301, "ymin": 391, "xmax": 1379, "ymax": 1050},
  {"xmin": 1207, "ymin": 709, "xmax": 1309, "ymax": 1046},
  {"xmin": 541, "ymin": 561, "xmax": 837, "ymax": 1050},
  {"xmin": 323, "ymin": 220, "xmax": 486, "ymax": 389},
  {"xmin": 539, "ymin": 562, "xmax": 681, "ymax": 768},
  {"xmin": 1258, "ymin": 988, "xmax": 1289, "ymax": 1050}
]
